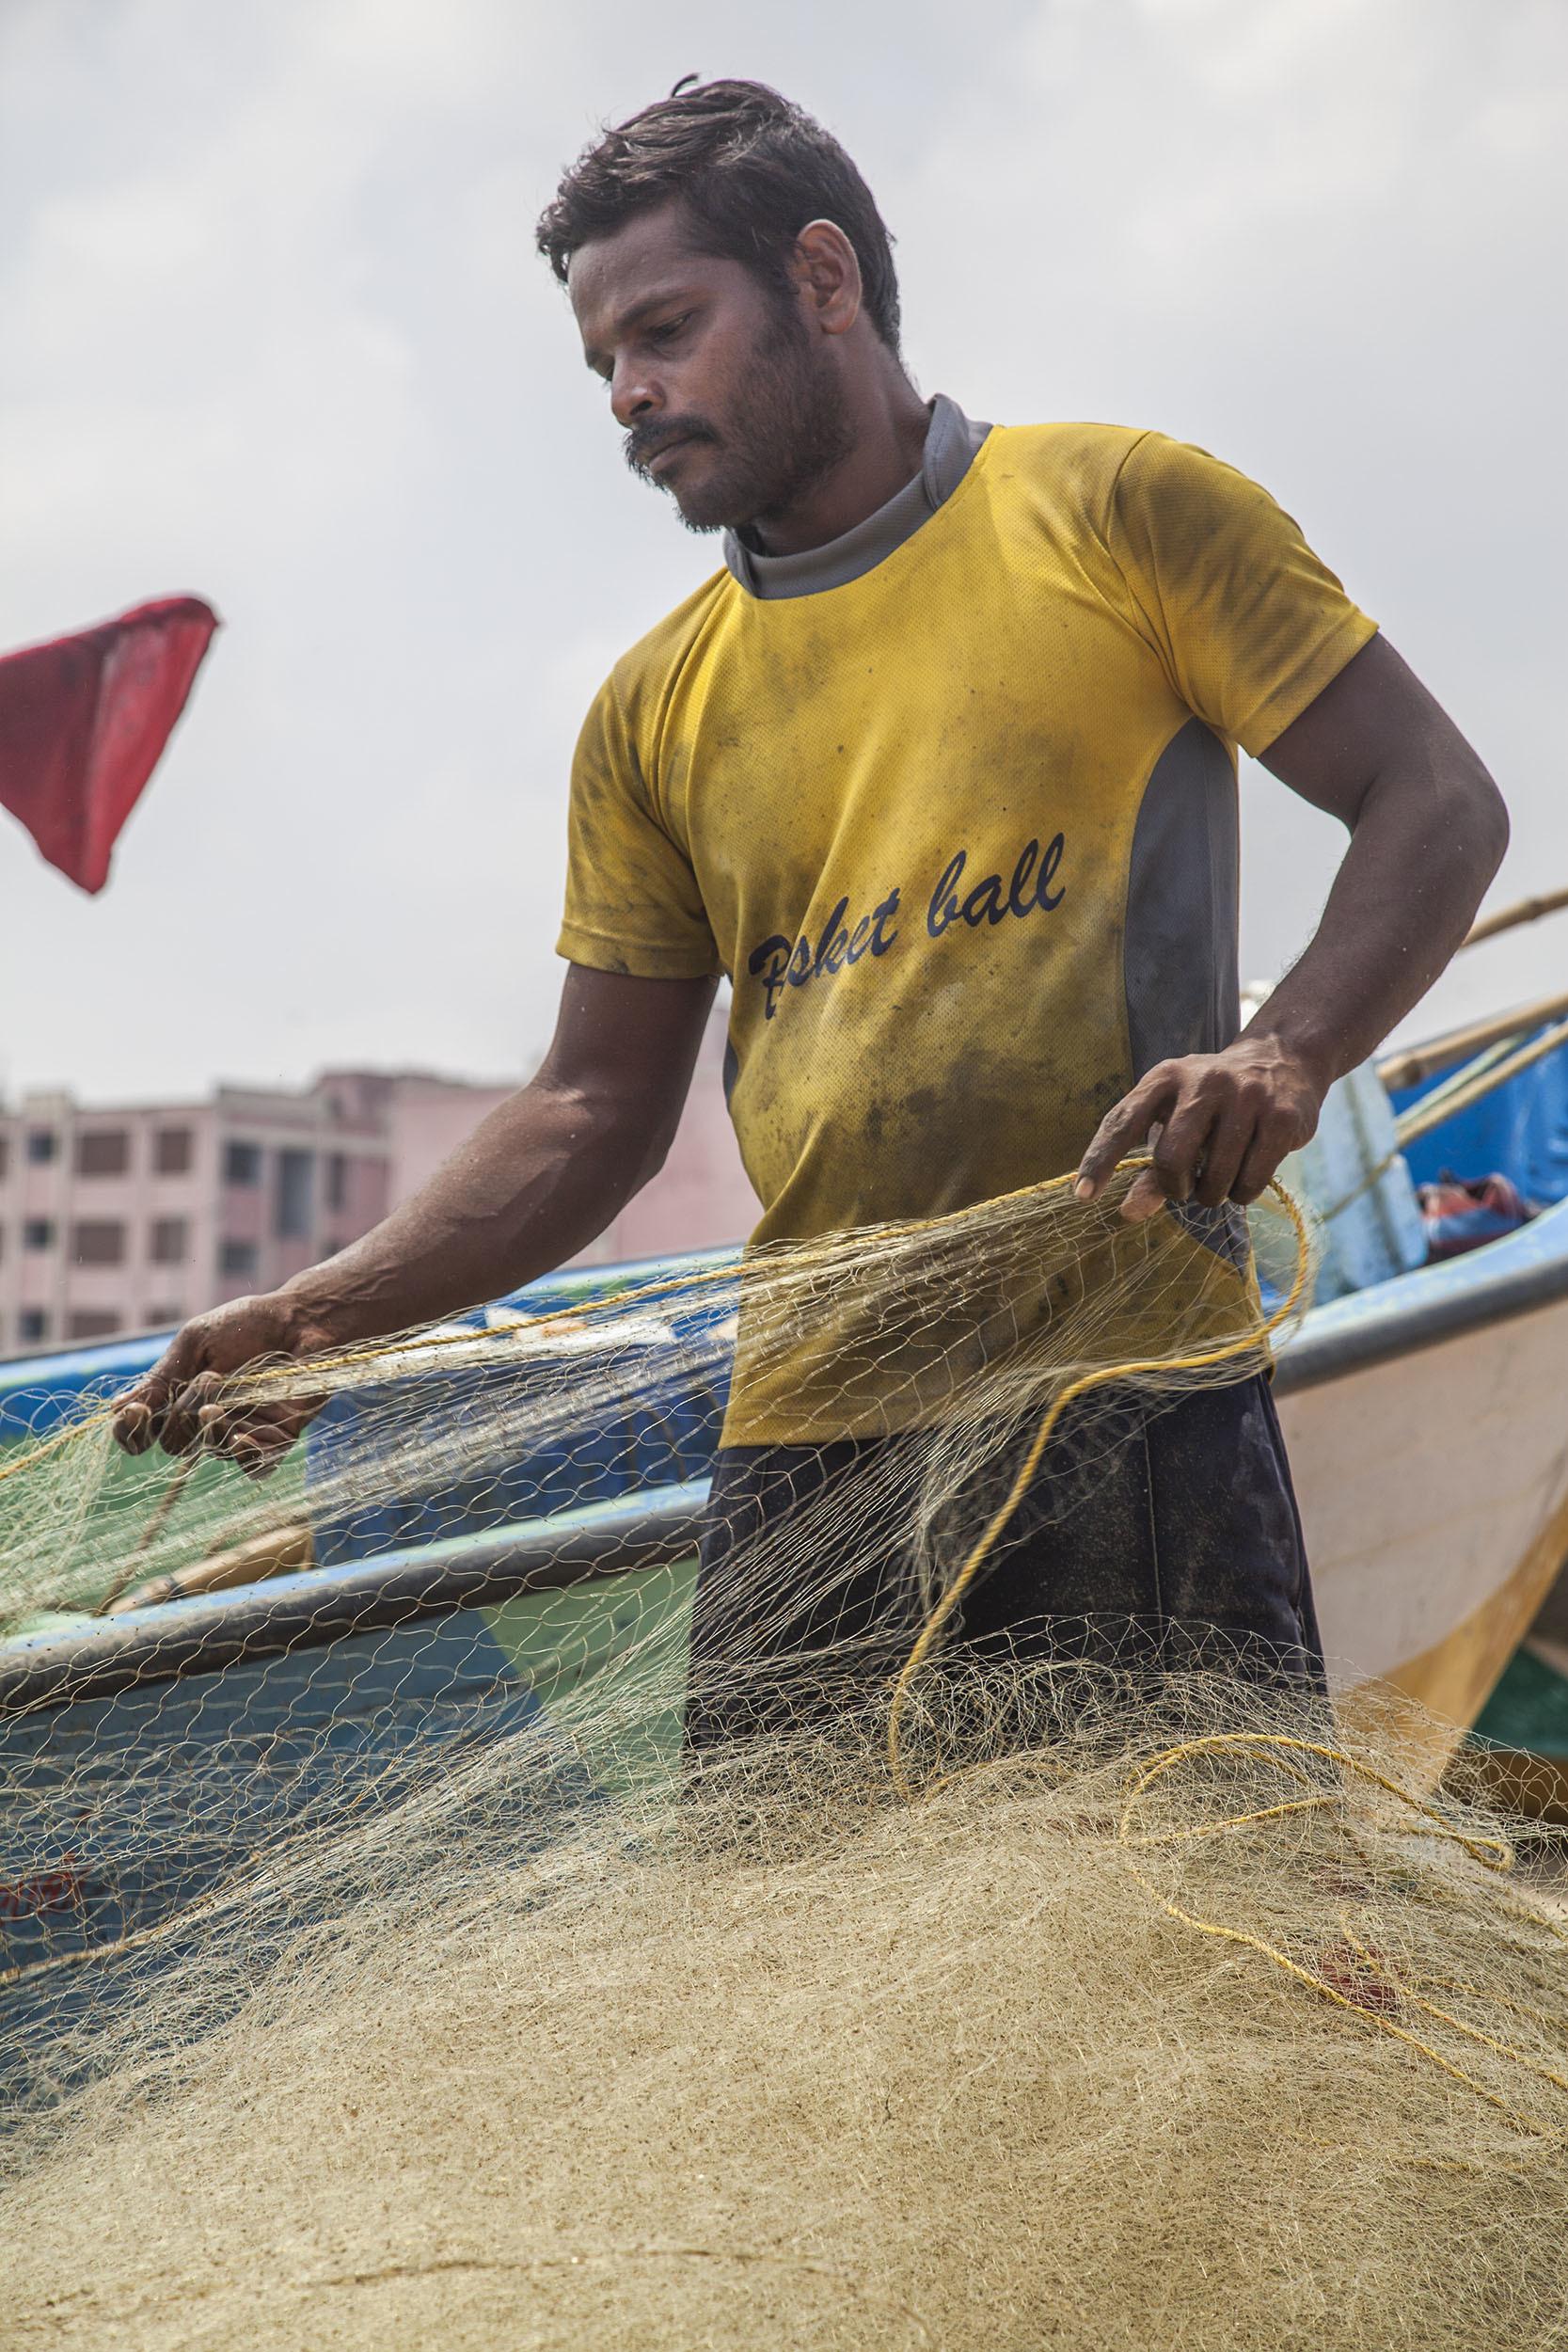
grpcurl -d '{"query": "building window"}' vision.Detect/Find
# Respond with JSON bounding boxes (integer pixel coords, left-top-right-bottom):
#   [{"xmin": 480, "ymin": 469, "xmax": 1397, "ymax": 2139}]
[
  {"xmin": 150, "ymin": 1216, "xmax": 189, "ymax": 1265},
  {"xmin": 25, "ymin": 1129, "xmax": 57, "ymax": 1165},
  {"xmin": 224, "ymin": 1140, "xmax": 263, "ymax": 1187},
  {"xmin": 144, "ymin": 1305, "xmax": 183, "ymax": 1328},
  {"xmin": 74, "ymin": 1129, "xmax": 130, "ymax": 1178},
  {"xmin": 67, "ymin": 1310, "xmax": 120, "ymax": 1342},
  {"xmin": 18, "ymin": 1308, "xmax": 48, "ymax": 1343},
  {"xmin": 153, "ymin": 1126, "xmax": 194, "ymax": 1176},
  {"xmin": 325, "ymin": 1152, "xmax": 347, "ymax": 1212},
  {"xmin": 71, "ymin": 1219, "xmax": 126, "ymax": 1267},
  {"xmin": 219, "ymin": 1238, "xmax": 259, "ymax": 1279},
  {"xmin": 24, "ymin": 1218, "xmax": 55, "ymax": 1251},
  {"xmin": 276, "ymin": 1148, "xmax": 314, "ymax": 1240}
]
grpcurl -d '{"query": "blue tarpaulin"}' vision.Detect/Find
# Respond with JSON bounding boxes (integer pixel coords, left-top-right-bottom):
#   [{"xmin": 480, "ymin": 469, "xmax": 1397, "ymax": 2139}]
[{"xmin": 1393, "ymin": 1024, "xmax": 1568, "ymax": 1208}]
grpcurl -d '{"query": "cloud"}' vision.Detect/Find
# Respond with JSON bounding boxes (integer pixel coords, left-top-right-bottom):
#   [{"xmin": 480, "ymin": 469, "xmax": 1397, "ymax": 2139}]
[
  {"xmin": 893, "ymin": 0, "xmax": 1568, "ymax": 1008},
  {"xmin": 0, "ymin": 0, "xmax": 1563, "ymax": 1101}
]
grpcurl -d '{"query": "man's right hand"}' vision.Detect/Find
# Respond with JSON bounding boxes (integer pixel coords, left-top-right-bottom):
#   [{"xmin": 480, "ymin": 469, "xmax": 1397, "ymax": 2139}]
[{"xmin": 113, "ymin": 1290, "xmax": 343, "ymax": 1476}]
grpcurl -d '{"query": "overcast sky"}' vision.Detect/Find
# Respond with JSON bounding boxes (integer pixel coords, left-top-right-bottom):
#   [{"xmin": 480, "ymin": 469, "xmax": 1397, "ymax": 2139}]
[{"xmin": 1, "ymin": 0, "xmax": 1563, "ymax": 1104}]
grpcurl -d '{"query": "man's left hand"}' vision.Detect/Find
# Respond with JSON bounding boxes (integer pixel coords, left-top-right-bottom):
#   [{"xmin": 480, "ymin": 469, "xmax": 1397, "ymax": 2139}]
[{"xmin": 1074, "ymin": 1034, "xmax": 1327, "ymax": 1221}]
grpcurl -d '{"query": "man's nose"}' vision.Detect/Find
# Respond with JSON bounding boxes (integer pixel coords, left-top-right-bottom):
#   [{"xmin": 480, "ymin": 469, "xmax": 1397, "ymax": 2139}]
[{"xmin": 610, "ymin": 362, "xmax": 662, "ymax": 431}]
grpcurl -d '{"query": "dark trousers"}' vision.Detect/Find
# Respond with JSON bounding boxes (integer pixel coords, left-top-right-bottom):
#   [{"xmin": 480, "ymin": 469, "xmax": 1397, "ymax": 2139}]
[{"xmin": 686, "ymin": 1375, "xmax": 1324, "ymax": 1751}]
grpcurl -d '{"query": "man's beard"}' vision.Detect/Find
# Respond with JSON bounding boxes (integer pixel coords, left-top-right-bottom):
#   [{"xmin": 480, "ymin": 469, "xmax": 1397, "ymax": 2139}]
[{"xmin": 624, "ymin": 307, "xmax": 855, "ymax": 537}]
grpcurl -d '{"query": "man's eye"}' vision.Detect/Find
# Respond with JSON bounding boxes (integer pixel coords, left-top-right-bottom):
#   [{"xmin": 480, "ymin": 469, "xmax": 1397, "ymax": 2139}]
[{"xmin": 650, "ymin": 315, "xmax": 690, "ymax": 343}]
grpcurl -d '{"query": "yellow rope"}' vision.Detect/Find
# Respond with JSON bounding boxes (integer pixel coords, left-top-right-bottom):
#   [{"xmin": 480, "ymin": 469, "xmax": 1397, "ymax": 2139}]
[
  {"xmin": 1113, "ymin": 1730, "xmax": 1568, "ymax": 2134},
  {"xmin": 871, "ymin": 1181, "xmax": 1568, "ymax": 2133},
  {"xmin": 885, "ymin": 1174, "xmax": 1313, "ymax": 1796},
  {"xmin": 0, "ymin": 1414, "xmax": 97, "ymax": 1490},
  {"xmin": 1119, "ymin": 1731, "xmax": 1514, "ymax": 1872}
]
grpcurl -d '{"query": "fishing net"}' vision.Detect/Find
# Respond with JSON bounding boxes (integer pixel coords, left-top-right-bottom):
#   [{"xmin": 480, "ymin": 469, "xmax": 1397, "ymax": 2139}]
[{"xmin": 3, "ymin": 1165, "xmax": 1567, "ymax": 2350}]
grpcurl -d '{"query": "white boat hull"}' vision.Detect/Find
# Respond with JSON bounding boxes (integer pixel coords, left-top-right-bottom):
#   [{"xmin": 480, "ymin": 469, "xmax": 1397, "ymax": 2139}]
[{"xmin": 1275, "ymin": 1198, "xmax": 1568, "ymax": 1744}]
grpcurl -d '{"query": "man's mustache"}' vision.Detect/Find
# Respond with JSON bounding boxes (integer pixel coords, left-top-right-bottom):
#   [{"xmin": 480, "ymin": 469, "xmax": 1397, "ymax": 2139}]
[{"xmin": 624, "ymin": 418, "xmax": 718, "ymax": 476}]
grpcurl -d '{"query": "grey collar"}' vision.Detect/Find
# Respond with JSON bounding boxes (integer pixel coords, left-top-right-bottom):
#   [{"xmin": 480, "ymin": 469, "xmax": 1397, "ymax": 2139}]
[{"xmin": 722, "ymin": 394, "xmax": 990, "ymax": 600}]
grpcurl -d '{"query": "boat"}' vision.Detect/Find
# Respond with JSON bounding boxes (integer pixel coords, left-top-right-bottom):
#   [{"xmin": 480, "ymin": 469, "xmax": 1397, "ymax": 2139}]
[
  {"xmin": 7, "ymin": 1184, "xmax": 1567, "ymax": 1717},
  {"xmin": 1374, "ymin": 981, "xmax": 1568, "ymax": 1802},
  {"xmin": 1276, "ymin": 1192, "xmax": 1568, "ymax": 1745},
  {"xmin": 5, "ymin": 989, "xmax": 1568, "ymax": 2104}
]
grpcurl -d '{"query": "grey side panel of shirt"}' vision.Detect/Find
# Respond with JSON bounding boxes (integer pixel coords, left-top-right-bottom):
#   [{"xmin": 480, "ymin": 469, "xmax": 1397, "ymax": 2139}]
[
  {"xmin": 1123, "ymin": 718, "xmax": 1242, "ymax": 1081},
  {"xmin": 722, "ymin": 395, "xmax": 990, "ymax": 599}
]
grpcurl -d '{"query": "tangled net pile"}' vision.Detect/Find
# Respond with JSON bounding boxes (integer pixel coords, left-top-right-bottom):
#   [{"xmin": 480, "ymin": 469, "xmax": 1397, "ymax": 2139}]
[{"xmin": 2, "ymin": 1168, "xmax": 1567, "ymax": 2350}]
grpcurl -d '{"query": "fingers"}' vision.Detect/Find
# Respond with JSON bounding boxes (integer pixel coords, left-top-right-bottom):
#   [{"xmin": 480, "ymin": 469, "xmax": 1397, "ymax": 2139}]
[
  {"xmin": 1075, "ymin": 1048, "xmax": 1316, "ymax": 1226},
  {"xmin": 160, "ymin": 1368, "xmax": 223, "ymax": 1459},
  {"xmin": 1232, "ymin": 1124, "xmax": 1294, "ymax": 1207},
  {"xmin": 115, "ymin": 1353, "xmax": 319, "ymax": 1471},
  {"xmin": 111, "ymin": 1295, "xmax": 321, "ymax": 1463},
  {"xmin": 111, "ymin": 1325, "xmax": 207, "ymax": 1454},
  {"xmin": 1120, "ymin": 1164, "xmax": 1166, "ymax": 1222},
  {"xmin": 1075, "ymin": 1071, "xmax": 1179, "ymax": 1200},
  {"xmin": 1193, "ymin": 1104, "xmax": 1255, "ymax": 1210},
  {"xmin": 1147, "ymin": 1097, "xmax": 1220, "ymax": 1210},
  {"xmin": 119, "ymin": 1372, "xmax": 319, "ymax": 1476},
  {"xmin": 113, "ymin": 1393, "xmax": 159, "ymax": 1455},
  {"xmin": 196, "ymin": 1394, "xmax": 325, "ymax": 1479}
]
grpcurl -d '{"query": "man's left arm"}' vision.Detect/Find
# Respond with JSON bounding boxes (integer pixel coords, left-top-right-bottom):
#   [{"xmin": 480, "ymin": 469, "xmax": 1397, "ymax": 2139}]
[{"xmin": 1077, "ymin": 633, "xmax": 1509, "ymax": 1217}]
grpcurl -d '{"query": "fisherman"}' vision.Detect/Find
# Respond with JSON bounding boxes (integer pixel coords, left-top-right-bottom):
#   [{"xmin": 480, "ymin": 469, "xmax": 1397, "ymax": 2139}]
[{"xmin": 117, "ymin": 80, "xmax": 1506, "ymax": 1715}]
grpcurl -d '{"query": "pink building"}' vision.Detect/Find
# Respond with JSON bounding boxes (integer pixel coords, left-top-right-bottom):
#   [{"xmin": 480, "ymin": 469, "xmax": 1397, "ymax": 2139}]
[{"xmin": 0, "ymin": 1007, "xmax": 759, "ymax": 1357}]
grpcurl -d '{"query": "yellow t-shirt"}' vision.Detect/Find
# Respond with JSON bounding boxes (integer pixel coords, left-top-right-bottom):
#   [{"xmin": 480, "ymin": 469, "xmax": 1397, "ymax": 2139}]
[{"xmin": 558, "ymin": 423, "xmax": 1375, "ymax": 1439}]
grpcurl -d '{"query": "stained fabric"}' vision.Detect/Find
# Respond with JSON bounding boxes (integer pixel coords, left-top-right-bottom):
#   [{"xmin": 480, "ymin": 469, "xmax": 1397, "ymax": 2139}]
[
  {"xmin": 0, "ymin": 596, "xmax": 219, "ymax": 893},
  {"xmin": 558, "ymin": 424, "xmax": 1375, "ymax": 1439}
]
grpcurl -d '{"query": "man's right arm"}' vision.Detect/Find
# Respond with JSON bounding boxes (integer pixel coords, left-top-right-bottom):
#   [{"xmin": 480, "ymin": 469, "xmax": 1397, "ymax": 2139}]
[{"xmin": 114, "ymin": 965, "xmax": 719, "ymax": 1463}]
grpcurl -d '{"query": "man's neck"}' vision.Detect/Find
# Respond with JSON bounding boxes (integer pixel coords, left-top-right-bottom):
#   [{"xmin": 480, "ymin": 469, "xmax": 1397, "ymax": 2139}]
[{"xmin": 749, "ymin": 367, "xmax": 932, "ymax": 557}]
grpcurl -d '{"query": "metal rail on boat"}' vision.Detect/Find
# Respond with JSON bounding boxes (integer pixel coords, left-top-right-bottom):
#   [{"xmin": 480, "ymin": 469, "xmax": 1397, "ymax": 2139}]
[
  {"xmin": 5, "ymin": 1200, "xmax": 1568, "ymax": 1728},
  {"xmin": 1274, "ymin": 1194, "xmax": 1568, "ymax": 1393},
  {"xmin": 0, "ymin": 1482, "xmax": 709, "ymax": 1716}
]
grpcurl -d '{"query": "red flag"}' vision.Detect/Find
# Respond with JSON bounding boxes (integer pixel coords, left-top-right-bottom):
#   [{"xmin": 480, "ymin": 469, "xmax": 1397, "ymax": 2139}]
[{"xmin": 0, "ymin": 596, "xmax": 219, "ymax": 894}]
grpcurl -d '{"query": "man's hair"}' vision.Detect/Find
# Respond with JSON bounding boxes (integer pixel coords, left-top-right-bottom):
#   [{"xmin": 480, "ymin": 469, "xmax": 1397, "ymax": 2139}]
[{"xmin": 536, "ymin": 79, "xmax": 901, "ymax": 351}]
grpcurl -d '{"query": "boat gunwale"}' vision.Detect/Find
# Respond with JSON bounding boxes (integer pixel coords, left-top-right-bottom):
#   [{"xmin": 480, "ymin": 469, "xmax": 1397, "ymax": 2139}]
[
  {"xmin": 0, "ymin": 1484, "xmax": 709, "ymax": 1717},
  {"xmin": 1273, "ymin": 1194, "xmax": 1568, "ymax": 1395},
  {"xmin": 6, "ymin": 1202, "xmax": 1568, "ymax": 1721}
]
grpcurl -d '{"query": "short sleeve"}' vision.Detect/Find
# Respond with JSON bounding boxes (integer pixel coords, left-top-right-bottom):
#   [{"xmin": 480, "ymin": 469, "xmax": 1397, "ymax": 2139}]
[
  {"xmin": 1106, "ymin": 433, "xmax": 1377, "ymax": 757},
  {"xmin": 555, "ymin": 674, "xmax": 720, "ymax": 979}
]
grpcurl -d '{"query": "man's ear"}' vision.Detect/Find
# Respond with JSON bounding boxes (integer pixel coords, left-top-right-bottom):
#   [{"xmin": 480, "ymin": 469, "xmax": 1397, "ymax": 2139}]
[{"xmin": 791, "ymin": 219, "xmax": 863, "ymax": 337}]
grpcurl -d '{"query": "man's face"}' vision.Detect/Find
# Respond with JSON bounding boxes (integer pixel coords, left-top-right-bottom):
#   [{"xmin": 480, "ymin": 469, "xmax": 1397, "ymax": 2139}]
[{"xmin": 570, "ymin": 202, "xmax": 851, "ymax": 534}]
